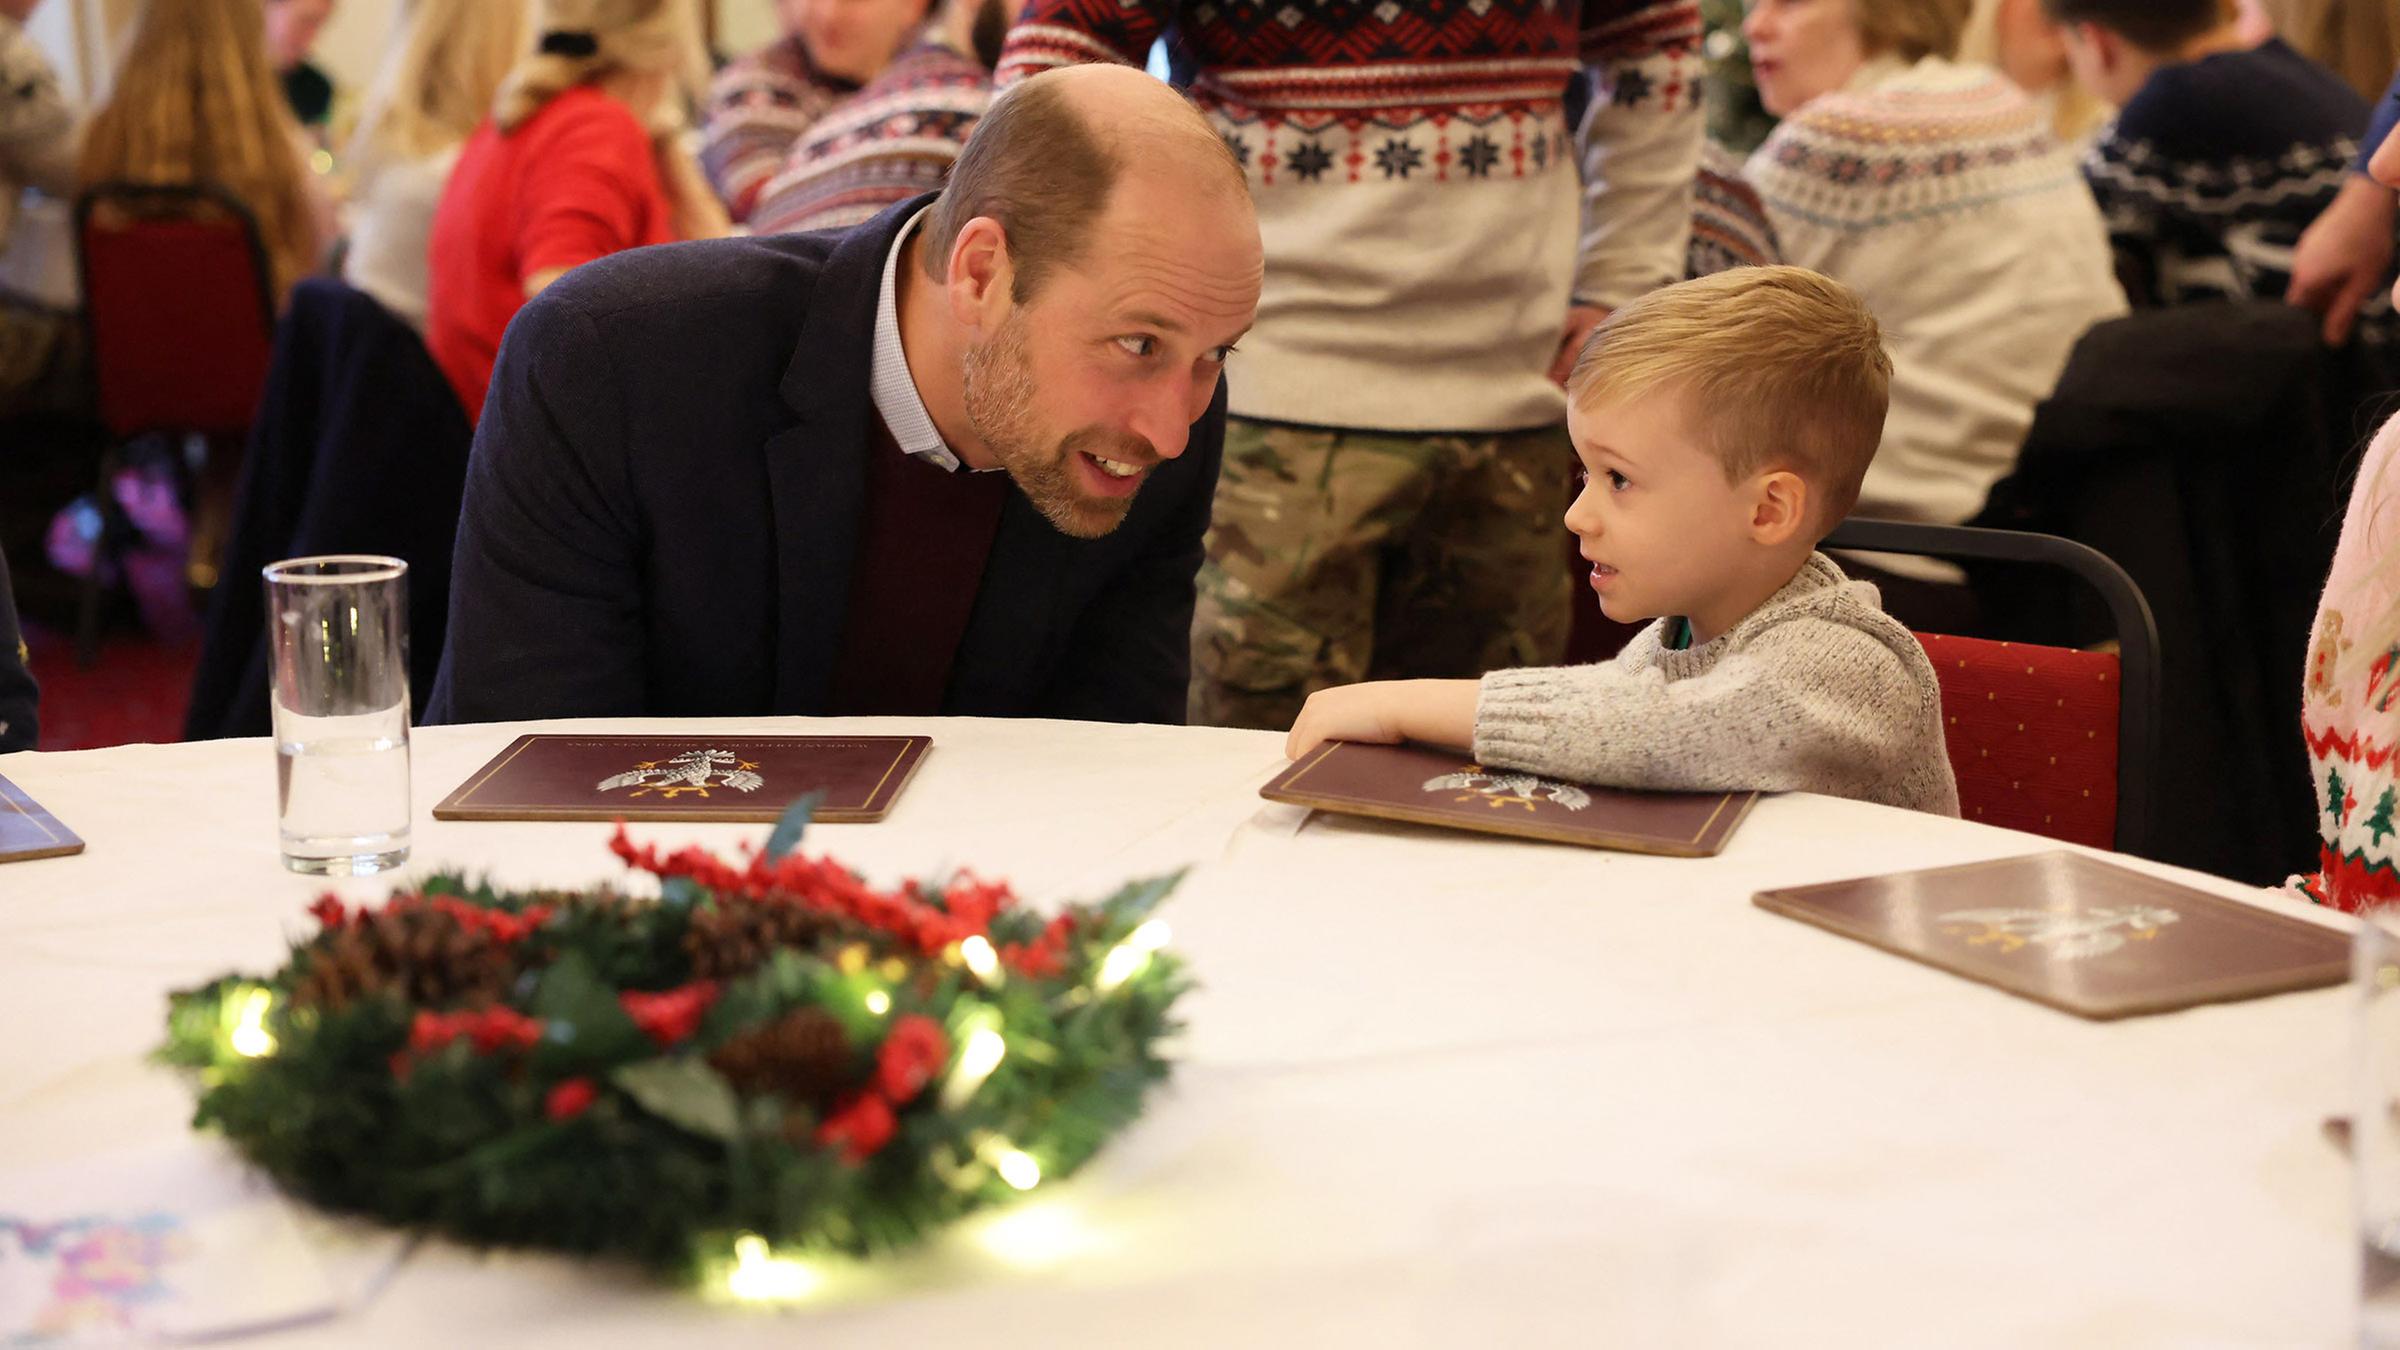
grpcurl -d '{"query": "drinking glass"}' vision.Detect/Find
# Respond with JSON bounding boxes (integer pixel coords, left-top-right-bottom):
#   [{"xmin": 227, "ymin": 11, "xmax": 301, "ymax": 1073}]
[{"xmin": 265, "ymin": 555, "xmax": 411, "ymax": 875}]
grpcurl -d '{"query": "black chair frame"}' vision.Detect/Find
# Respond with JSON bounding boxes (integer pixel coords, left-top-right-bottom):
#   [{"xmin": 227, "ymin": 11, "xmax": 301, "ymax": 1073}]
[{"xmin": 1826, "ymin": 517, "xmax": 2162, "ymax": 858}]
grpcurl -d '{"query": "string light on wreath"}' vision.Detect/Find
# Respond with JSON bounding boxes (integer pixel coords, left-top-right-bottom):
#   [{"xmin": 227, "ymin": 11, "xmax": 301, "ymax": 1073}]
[
  {"xmin": 722, "ymin": 1234, "xmax": 821, "ymax": 1303},
  {"xmin": 1096, "ymin": 919, "xmax": 1173, "ymax": 993},
  {"xmin": 862, "ymin": 990, "xmax": 892, "ymax": 1017},
  {"xmin": 942, "ymin": 1018, "xmax": 1008, "ymax": 1109},
  {"xmin": 976, "ymin": 1135, "xmax": 1043, "ymax": 1191},
  {"xmin": 227, "ymin": 986, "xmax": 277, "ymax": 1058},
  {"xmin": 956, "ymin": 935, "xmax": 1003, "ymax": 985}
]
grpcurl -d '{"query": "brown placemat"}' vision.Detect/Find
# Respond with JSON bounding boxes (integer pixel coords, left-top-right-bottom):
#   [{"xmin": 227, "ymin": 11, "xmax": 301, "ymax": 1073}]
[
  {"xmin": 0, "ymin": 771, "xmax": 84, "ymax": 863},
  {"xmin": 1261, "ymin": 741, "xmax": 1758, "ymax": 857},
  {"xmin": 433, "ymin": 735, "xmax": 930, "ymax": 823},
  {"xmin": 1754, "ymin": 850, "xmax": 2349, "ymax": 1020}
]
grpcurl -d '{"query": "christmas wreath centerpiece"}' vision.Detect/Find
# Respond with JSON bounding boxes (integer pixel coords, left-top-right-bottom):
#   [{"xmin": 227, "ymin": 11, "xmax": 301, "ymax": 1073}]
[{"xmin": 156, "ymin": 800, "xmax": 1189, "ymax": 1296}]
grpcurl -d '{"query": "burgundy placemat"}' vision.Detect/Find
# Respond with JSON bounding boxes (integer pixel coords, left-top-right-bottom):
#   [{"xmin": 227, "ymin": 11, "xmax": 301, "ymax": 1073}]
[
  {"xmin": 1261, "ymin": 741, "xmax": 1758, "ymax": 857},
  {"xmin": 433, "ymin": 735, "xmax": 930, "ymax": 823},
  {"xmin": 1754, "ymin": 850, "xmax": 2348, "ymax": 1020},
  {"xmin": 0, "ymin": 772, "xmax": 85, "ymax": 864}
]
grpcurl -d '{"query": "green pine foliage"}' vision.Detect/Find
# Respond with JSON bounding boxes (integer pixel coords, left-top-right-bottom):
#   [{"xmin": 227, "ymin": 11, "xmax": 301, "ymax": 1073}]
[{"xmin": 157, "ymin": 825, "xmax": 1191, "ymax": 1287}]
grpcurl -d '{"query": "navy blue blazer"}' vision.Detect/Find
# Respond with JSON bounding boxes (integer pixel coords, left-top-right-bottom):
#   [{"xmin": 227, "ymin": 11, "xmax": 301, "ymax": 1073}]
[{"xmin": 424, "ymin": 196, "xmax": 1227, "ymax": 726}]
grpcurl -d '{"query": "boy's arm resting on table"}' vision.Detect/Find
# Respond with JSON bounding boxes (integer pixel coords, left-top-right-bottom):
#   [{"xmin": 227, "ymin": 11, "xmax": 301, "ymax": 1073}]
[
  {"xmin": 1471, "ymin": 621, "xmax": 1928, "ymax": 797},
  {"xmin": 1285, "ymin": 680, "xmax": 1482, "ymax": 760}
]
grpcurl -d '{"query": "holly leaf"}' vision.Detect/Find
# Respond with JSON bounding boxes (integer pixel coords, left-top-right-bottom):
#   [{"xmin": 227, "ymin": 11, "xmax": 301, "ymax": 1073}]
[
  {"xmin": 529, "ymin": 952, "xmax": 648, "ymax": 1072},
  {"xmin": 612, "ymin": 1058, "xmax": 742, "ymax": 1142},
  {"xmin": 763, "ymin": 791, "xmax": 825, "ymax": 863}
]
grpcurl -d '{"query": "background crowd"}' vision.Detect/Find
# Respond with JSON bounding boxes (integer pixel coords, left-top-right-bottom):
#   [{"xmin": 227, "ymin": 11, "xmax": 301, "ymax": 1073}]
[{"xmin": 0, "ymin": 0, "xmax": 2395, "ymax": 899}]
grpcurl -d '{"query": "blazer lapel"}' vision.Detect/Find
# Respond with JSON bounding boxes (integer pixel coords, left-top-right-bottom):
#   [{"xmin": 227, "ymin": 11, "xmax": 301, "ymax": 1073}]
[
  {"xmin": 764, "ymin": 196, "xmax": 936, "ymax": 713},
  {"xmin": 947, "ymin": 495, "xmax": 1080, "ymax": 712}
]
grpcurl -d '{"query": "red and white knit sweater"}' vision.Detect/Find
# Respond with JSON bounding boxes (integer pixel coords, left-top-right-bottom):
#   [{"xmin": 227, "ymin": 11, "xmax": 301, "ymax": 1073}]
[
  {"xmin": 997, "ymin": 0, "xmax": 1703, "ymax": 433},
  {"xmin": 700, "ymin": 36, "xmax": 858, "ymax": 226},
  {"xmin": 752, "ymin": 40, "xmax": 992, "ymax": 237},
  {"xmin": 2296, "ymin": 416, "xmax": 2400, "ymax": 912}
]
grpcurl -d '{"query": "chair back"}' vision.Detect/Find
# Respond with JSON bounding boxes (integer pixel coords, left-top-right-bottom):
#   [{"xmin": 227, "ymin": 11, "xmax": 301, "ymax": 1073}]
[
  {"xmin": 75, "ymin": 181, "xmax": 278, "ymax": 441},
  {"xmin": 1826, "ymin": 518, "xmax": 2160, "ymax": 855},
  {"xmin": 1917, "ymin": 633, "xmax": 2120, "ymax": 848}
]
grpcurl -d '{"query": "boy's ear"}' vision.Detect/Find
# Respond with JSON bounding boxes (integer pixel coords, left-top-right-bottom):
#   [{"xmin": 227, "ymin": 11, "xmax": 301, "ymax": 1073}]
[{"xmin": 1750, "ymin": 470, "xmax": 1809, "ymax": 547}]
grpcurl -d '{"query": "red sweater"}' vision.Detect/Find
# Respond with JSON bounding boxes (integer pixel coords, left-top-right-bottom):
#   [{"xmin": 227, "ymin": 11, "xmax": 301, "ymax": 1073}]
[{"xmin": 426, "ymin": 85, "xmax": 674, "ymax": 422}]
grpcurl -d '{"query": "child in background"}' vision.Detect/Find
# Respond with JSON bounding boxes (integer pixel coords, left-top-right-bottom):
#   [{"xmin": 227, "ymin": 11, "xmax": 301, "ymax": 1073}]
[
  {"xmin": 2048, "ymin": 0, "xmax": 2382, "ymax": 329},
  {"xmin": 1284, "ymin": 265, "xmax": 1961, "ymax": 817}
]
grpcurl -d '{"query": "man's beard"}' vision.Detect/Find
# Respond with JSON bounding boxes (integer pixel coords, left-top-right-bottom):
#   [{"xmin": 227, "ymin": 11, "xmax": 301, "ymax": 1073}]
[{"xmin": 961, "ymin": 311, "xmax": 1150, "ymax": 540}]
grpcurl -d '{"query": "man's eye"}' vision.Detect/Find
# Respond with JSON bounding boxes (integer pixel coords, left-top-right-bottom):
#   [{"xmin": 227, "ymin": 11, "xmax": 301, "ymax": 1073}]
[
  {"xmin": 1206, "ymin": 344, "xmax": 1238, "ymax": 363},
  {"xmin": 1116, "ymin": 336, "xmax": 1156, "ymax": 357}
]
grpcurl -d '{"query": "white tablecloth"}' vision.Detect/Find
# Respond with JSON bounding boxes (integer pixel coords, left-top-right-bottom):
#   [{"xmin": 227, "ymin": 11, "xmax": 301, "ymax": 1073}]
[{"xmin": 0, "ymin": 718, "xmax": 2359, "ymax": 1346}]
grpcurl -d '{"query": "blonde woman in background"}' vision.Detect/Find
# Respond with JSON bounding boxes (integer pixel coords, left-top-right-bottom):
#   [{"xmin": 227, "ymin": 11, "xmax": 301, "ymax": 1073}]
[
  {"xmin": 2257, "ymin": 0, "xmax": 2396, "ymax": 104},
  {"xmin": 1959, "ymin": 0, "xmax": 2109, "ymax": 148},
  {"xmin": 78, "ymin": 0, "xmax": 330, "ymax": 305},
  {"xmin": 424, "ymin": 0, "xmax": 730, "ymax": 423},
  {"xmin": 341, "ymin": 0, "xmax": 527, "ymax": 334}
]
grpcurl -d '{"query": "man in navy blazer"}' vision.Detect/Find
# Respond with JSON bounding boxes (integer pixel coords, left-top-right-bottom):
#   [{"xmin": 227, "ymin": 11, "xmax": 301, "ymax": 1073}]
[{"xmin": 425, "ymin": 65, "xmax": 1262, "ymax": 725}]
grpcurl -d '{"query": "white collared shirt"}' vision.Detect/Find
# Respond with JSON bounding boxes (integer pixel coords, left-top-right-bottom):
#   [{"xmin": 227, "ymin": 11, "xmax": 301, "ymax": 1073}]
[{"xmin": 869, "ymin": 207, "xmax": 976, "ymax": 473}]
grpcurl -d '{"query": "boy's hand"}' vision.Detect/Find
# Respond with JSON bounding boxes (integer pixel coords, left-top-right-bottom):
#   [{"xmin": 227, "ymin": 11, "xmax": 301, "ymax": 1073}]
[{"xmin": 1284, "ymin": 679, "xmax": 1480, "ymax": 761}]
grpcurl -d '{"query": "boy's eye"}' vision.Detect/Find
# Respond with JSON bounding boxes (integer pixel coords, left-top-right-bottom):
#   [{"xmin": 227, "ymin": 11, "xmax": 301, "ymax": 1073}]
[
  {"xmin": 1606, "ymin": 470, "xmax": 1631, "ymax": 491},
  {"xmin": 1116, "ymin": 336, "xmax": 1156, "ymax": 357}
]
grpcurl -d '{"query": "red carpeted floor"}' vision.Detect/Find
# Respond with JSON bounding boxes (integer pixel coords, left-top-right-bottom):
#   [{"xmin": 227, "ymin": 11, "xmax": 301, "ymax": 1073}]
[{"xmin": 23, "ymin": 621, "xmax": 198, "ymax": 751}]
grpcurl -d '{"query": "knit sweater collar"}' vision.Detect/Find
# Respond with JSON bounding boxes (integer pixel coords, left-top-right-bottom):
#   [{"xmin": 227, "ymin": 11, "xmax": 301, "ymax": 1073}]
[{"xmin": 1648, "ymin": 553, "xmax": 1861, "ymax": 677}]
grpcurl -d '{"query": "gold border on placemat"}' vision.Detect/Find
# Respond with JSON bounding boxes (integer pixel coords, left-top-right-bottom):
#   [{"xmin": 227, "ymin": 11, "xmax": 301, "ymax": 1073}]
[
  {"xmin": 1262, "ymin": 742, "xmax": 1758, "ymax": 857},
  {"xmin": 1752, "ymin": 851, "xmax": 2350, "ymax": 1020},
  {"xmin": 0, "ymin": 772, "xmax": 86, "ymax": 862},
  {"xmin": 431, "ymin": 736, "xmax": 931, "ymax": 824}
]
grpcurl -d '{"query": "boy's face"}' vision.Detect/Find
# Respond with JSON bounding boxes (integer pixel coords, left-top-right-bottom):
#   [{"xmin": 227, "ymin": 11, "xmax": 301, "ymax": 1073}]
[{"xmin": 1563, "ymin": 391, "xmax": 1785, "ymax": 632}]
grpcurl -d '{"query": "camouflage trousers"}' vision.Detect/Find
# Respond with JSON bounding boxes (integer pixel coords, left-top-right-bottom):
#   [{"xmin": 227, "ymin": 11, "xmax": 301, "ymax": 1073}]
[{"xmin": 1189, "ymin": 417, "xmax": 1576, "ymax": 730}]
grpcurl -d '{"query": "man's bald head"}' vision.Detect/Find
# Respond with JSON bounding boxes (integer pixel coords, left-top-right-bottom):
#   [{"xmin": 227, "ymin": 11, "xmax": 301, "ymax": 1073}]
[{"xmin": 921, "ymin": 64, "xmax": 1248, "ymax": 301}]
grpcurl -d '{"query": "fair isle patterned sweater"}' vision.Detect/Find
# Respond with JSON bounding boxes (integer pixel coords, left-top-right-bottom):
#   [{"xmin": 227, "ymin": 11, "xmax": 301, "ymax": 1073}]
[
  {"xmin": 1745, "ymin": 57, "xmax": 2125, "ymax": 533},
  {"xmin": 2296, "ymin": 417, "xmax": 2400, "ymax": 913},
  {"xmin": 700, "ymin": 36, "xmax": 859, "ymax": 226},
  {"xmin": 997, "ymin": 0, "xmax": 1704, "ymax": 433},
  {"xmin": 752, "ymin": 40, "xmax": 992, "ymax": 236},
  {"xmin": 2084, "ymin": 40, "xmax": 2389, "ymax": 338}
]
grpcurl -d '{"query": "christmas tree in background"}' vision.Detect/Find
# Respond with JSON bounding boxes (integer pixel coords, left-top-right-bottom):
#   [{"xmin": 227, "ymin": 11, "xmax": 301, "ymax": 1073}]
[{"xmin": 1700, "ymin": 0, "xmax": 1776, "ymax": 155}]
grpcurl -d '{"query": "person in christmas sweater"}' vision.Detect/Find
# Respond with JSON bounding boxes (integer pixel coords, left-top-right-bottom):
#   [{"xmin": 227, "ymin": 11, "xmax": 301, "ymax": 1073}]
[
  {"xmin": 2294, "ymin": 106, "xmax": 2400, "ymax": 913},
  {"xmin": 1286, "ymin": 266, "xmax": 1960, "ymax": 818},
  {"xmin": 702, "ymin": 0, "xmax": 934, "ymax": 226},
  {"xmin": 750, "ymin": 0, "xmax": 1007, "ymax": 236},
  {"xmin": 2045, "ymin": 0, "xmax": 2388, "ymax": 337},
  {"xmin": 1739, "ymin": 0, "xmax": 2123, "ymax": 603},
  {"xmin": 998, "ymin": 0, "xmax": 1707, "ymax": 730}
]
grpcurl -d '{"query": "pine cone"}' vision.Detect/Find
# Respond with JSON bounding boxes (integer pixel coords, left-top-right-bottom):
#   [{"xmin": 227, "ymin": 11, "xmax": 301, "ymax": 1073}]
[
  {"xmin": 683, "ymin": 898, "xmax": 844, "ymax": 980},
  {"xmin": 707, "ymin": 1007, "xmax": 858, "ymax": 1111},
  {"xmin": 288, "ymin": 904, "xmax": 517, "ymax": 1012}
]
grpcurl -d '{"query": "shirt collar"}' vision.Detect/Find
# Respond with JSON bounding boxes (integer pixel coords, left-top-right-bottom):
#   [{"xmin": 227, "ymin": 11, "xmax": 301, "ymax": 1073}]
[{"xmin": 871, "ymin": 206, "xmax": 969, "ymax": 473}]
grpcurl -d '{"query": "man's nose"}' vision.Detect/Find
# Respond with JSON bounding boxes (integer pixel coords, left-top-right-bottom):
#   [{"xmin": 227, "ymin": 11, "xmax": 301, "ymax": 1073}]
[{"xmin": 1130, "ymin": 380, "xmax": 1196, "ymax": 461}]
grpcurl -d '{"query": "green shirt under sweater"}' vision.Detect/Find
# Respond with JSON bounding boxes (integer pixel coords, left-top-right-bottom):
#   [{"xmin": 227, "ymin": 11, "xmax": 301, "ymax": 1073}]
[{"xmin": 1474, "ymin": 553, "xmax": 1960, "ymax": 815}]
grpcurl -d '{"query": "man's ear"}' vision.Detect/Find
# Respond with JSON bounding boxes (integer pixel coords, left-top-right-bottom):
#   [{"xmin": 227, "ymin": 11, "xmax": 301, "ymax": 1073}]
[
  {"xmin": 1751, "ymin": 470, "xmax": 1809, "ymax": 547},
  {"xmin": 945, "ymin": 216, "xmax": 1015, "ymax": 337}
]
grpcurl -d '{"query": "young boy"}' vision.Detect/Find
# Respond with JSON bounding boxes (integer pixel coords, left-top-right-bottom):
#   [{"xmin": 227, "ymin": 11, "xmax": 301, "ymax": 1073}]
[
  {"xmin": 2047, "ymin": 0, "xmax": 2383, "ymax": 330},
  {"xmin": 1283, "ymin": 265, "xmax": 1961, "ymax": 816}
]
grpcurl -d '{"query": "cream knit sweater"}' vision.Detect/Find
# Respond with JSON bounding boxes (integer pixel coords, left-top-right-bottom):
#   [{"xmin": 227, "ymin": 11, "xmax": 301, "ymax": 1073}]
[
  {"xmin": 1474, "ymin": 554, "xmax": 1961, "ymax": 815},
  {"xmin": 1745, "ymin": 57, "xmax": 2125, "ymax": 533}
]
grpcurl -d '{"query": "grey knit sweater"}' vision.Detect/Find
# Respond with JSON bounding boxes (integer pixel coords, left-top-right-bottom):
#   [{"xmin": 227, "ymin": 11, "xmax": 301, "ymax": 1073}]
[{"xmin": 1474, "ymin": 554, "xmax": 1961, "ymax": 816}]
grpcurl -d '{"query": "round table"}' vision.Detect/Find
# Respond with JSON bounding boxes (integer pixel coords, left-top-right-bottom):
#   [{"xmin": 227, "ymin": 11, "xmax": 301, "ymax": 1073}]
[{"xmin": 0, "ymin": 717, "xmax": 2356, "ymax": 1346}]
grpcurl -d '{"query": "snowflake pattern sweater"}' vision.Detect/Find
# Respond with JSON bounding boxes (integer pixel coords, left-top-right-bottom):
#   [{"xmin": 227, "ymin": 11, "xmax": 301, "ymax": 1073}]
[
  {"xmin": 2296, "ymin": 416, "xmax": 2400, "ymax": 912},
  {"xmin": 700, "ymin": 36, "xmax": 858, "ymax": 226},
  {"xmin": 1744, "ymin": 56, "xmax": 2124, "ymax": 532},
  {"xmin": 2084, "ymin": 39, "xmax": 2389, "ymax": 338},
  {"xmin": 997, "ymin": 0, "xmax": 1704, "ymax": 433},
  {"xmin": 752, "ymin": 40, "xmax": 992, "ymax": 236}
]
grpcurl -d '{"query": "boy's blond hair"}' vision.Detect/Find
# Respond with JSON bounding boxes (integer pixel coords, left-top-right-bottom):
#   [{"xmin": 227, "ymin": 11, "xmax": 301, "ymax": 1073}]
[{"xmin": 1567, "ymin": 265, "xmax": 1892, "ymax": 527}]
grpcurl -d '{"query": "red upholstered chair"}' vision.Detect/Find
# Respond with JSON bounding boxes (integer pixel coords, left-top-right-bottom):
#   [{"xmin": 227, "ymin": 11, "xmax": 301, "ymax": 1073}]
[
  {"xmin": 1824, "ymin": 519, "xmax": 2161, "ymax": 856},
  {"xmin": 71, "ymin": 182, "xmax": 278, "ymax": 662}
]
